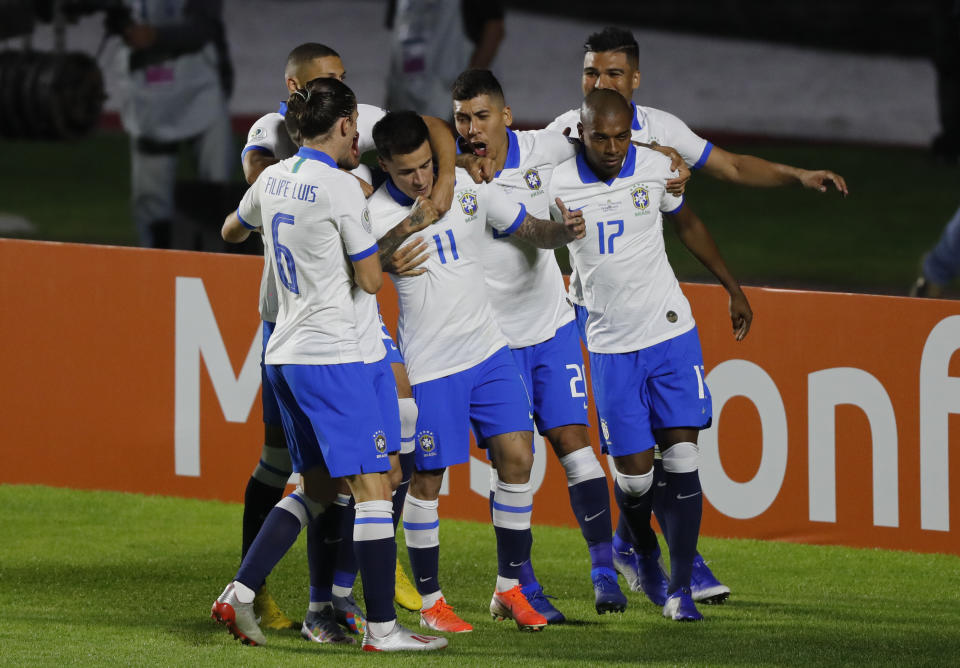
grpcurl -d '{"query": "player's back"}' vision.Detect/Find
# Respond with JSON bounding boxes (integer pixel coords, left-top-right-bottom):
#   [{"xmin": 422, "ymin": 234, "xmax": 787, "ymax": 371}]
[
  {"xmin": 254, "ymin": 149, "xmax": 374, "ymax": 366},
  {"xmin": 368, "ymin": 169, "xmax": 507, "ymax": 384},
  {"xmin": 549, "ymin": 145, "xmax": 692, "ymax": 354}
]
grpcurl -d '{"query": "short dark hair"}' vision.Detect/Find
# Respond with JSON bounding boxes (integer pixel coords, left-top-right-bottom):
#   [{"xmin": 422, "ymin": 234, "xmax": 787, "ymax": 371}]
[
  {"xmin": 372, "ymin": 111, "xmax": 430, "ymax": 160},
  {"xmin": 285, "ymin": 43, "xmax": 340, "ymax": 74},
  {"xmin": 284, "ymin": 77, "xmax": 356, "ymax": 143},
  {"xmin": 451, "ymin": 69, "xmax": 505, "ymax": 104},
  {"xmin": 584, "ymin": 27, "xmax": 639, "ymax": 68}
]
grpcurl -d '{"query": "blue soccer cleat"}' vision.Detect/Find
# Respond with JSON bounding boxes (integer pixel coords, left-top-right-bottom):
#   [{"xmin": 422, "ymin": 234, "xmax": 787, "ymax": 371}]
[
  {"xmin": 663, "ymin": 587, "xmax": 703, "ymax": 622},
  {"xmin": 521, "ymin": 583, "xmax": 566, "ymax": 624},
  {"xmin": 613, "ymin": 543, "xmax": 668, "ymax": 606},
  {"xmin": 690, "ymin": 554, "xmax": 730, "ymax": 604},
  {"xmin": 591, "ymin": 568, "xmax": 627, "ymax": 614}
]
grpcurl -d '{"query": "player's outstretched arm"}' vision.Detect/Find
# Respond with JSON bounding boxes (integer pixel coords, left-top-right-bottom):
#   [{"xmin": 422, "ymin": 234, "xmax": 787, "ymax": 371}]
[
  {"xmin": 702, "ymin": 146, "xmax": 848, "ymax": 196},
  {"xmin": 513, "ymin": 198, "xmax": 586, "ymax": 249},
  {"xmin": 423, "ymin": 116, "xmax": 458, "ymax": 215},
  {"xmin": 222, "ymin": 210, "xmax": 253, "ymax": 243},
  {"xmin": 242, "ymin": 150, "xmax": 279, "ymax": 185},
  {"xmin": 666, "ymin": 204, "xmax": 752, "ymax": 340},
  {"xmin": 352, "ymin": 253, "xmax": 383, "ymax": 294},
  {"xmin": 378, "ymin": 197, "xmax": 441, "ymax": 271}
]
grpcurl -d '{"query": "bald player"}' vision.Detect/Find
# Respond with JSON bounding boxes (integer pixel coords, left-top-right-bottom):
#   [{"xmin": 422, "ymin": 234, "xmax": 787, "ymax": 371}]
[{"xmin": 548, "ymin": 89, "xmax": 752, "ymax": 621}]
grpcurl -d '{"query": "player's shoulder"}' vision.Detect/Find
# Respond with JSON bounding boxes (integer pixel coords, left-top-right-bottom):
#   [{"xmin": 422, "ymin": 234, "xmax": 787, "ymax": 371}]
[
  {"xmin": 638, "ymin": 104, "xmax": 693, "ymax": 134},
  {"xmin": 245, "ymin": 111, "xmax": 284, "ymax": 140},
  {"xmin": 358, "ymin": 103, "xmax": 387, "ymax": 125},
  {"xmin": 630, "ymin": 144, "xmax": 675, "ymax": 179},
  {"xmin": 368, "ymin": 179, "xmax": 407, "ymax": 215},
  {"xmin": 546, "ymin": 108, "xmax": 579, "ymax": 133}
]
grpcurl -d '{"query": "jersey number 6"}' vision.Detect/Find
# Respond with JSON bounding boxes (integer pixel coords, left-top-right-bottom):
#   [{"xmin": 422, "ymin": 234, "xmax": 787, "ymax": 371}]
[{"xmin": 271, "ymin": 212, "xmax": 300, "ymax": 294}]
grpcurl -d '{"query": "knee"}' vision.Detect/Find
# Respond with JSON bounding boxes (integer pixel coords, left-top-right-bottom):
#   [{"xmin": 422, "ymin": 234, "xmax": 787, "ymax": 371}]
[
  {"xmin": 661, "ymin": 442, "xmax": 699, "ymax": 473},
  {"xmin": 558, "ymin": 446, "xmax": 604, "ymax": 486},
  {"xmin": 615, "ymin": 469, "xmax": 653, "ymax": 497}
]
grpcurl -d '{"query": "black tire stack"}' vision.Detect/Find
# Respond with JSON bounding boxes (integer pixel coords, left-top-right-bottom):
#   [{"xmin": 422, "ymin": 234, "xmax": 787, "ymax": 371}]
[{"xmin": 0, "ymin": 50, "xmax": 105, "ymax": 140}]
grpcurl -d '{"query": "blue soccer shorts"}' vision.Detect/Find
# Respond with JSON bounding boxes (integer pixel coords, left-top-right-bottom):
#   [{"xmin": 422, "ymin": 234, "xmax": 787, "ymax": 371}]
[
  {"xmin": 412, "ymin": 346, "xmax": 533, "ymax": 471},
  {"xmin": 260, "ymin": 320, "xmax": 283, "ymax": 426},
  {"xmin": 589, "ymin": 326, "xmax": 712, "ymax": 457},
  {"xmin": 266, "ymin": 361, "xmax": 391, "ymax": 477},
  {"xmin": 509, "ymin": 320, "xmax": 589, "ymax": 433},
  {"xmin": 368, "ymin": 355, "xmax": 401, "ymax": 455}
]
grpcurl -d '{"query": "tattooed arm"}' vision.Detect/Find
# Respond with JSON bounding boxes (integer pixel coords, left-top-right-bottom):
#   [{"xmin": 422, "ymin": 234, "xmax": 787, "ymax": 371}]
[{"xmin": 512, "ymin": 198, "xmax": 586, "ymax": 249}]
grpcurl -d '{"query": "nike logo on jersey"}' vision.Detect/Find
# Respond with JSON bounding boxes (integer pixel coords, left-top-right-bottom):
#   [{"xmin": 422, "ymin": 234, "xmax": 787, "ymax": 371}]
[
  {"xmin": 584, "ymin": 511, "xmax": 606, "ymax": 522},
  {"xmin": 677, "ymin": 491, "xmax": 702, "ymax": 500},
  {"xmin": 528, "ymin": 412, "xmax": 534, "ymax": 420}
]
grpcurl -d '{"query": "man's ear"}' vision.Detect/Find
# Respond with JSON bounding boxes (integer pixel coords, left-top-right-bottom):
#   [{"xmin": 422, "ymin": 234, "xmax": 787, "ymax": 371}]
[{"xmin": 503, "ymin": 105, "xmax": 513, "ymax": 128}]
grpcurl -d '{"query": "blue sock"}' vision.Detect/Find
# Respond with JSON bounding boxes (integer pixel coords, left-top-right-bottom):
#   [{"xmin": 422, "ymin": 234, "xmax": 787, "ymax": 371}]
[
  {"xmin": 307, "ymin": 513, "xmax": 334, "ymax": 603},
  {"xmin": 614, "ymin": 480, "xmax": 659, "ymax": 553},
  {"xmin": 651, "ymin": 458, "xmax": 670, "ymax": 543},
  {"xmin": 392, "ymin": 451, "xmax": 415, "ymax": 531},
  {"xmin": 402, "ymin": 494, "xmax": 441, "ymax": 596},
  {"xmin": 354, "ymin": 500, "xmax": 397, "ymax": 623},
  {"xmin": 492, "ymin": 480, "xmax": 533, "ymax": 582},
  {"xmin": 661, "ymin": 469, "xmax": 702, "ymax": 594},
  {"xmin": 568, "ymin": 477, "xmax": 614, "ymax": 571},
  {"xmin": 613, "ymin": 480, "xmax": 653, "ymax": 560},
  {"xmin": 235, "ymin": 494, "xmax": 313, "ymax": 591},
  {"xmin": 332, "ymin": 494, "xmax": 358, "ymax": 590}
]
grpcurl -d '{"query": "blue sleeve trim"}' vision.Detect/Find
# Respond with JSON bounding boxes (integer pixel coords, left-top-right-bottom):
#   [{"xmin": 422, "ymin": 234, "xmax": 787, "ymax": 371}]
[
  {"xmin": 349, "ymin": 242, "xmax": 379, "ymax": 261},
  {"xmin": 237, "ymin": 210, "xmax": 257, "ymax": 230},
  {"xmin": 691, "ymin": 142, "xmax": 713, "ymax": 171},
  {"xmin": 501, "ymin": 202, "xmax": 527, "ymax": 236},
  {"xmin": 241, "ymin": 144, "xmax": 273, "ymax": 164},
  {"xmin": 664, "ymin": 197, "xmax": 685, "ymax": 215}
]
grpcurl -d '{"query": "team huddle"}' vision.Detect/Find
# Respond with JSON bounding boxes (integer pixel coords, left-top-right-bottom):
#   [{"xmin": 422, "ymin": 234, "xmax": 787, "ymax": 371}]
[{"xmin": 209, "ymin": 28, "xmax": 847, "ymax": 653}]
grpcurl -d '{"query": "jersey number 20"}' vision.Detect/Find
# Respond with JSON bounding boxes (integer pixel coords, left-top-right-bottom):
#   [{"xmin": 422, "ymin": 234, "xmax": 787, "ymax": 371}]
[{"xmin": 272, "ymin": 212, "xmax": 299, "ymax": 294}]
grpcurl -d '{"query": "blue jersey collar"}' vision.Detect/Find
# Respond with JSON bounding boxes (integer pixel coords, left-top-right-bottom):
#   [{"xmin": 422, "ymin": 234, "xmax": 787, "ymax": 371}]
[
  {"xmin": 575, "ymin": 143, "xmax": 637, "ymax": 185},
  {"xmin": 386, "ymin": 178, "xmax": 416, "ymax": 206},
  {"xmin": 295, "ymin": 146, "xmax": 338, "ymax": 168},
  {"xmin": 630, "ymin": 102, "xmax": 642, "ymax": 131},
  {"xmin": 494, "ymin": 128, "xmax": 521, "ymax": 177},
  {"xmin": 278, "ymin": 101, "xmax": 287, "ymax": 117}
]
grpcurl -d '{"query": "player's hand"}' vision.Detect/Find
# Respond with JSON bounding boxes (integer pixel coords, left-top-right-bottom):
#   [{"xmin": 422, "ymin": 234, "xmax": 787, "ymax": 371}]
[
  {"xmin": 556, "ymin": 197, "xmax": 585, "ymax": 241},
  {"xmin": 407, "ymin": 196, "xmax": 441, "ymax": 233},
  {"xmin": 729, "ymin": 289, "xmax": 752, "ymax": 341},
  {"xmin": 430, "ymin": 173, "xmax": 455, "ymax": 216},
  {"xmin": 456, "ymin": 153, "xmax": 497, "ymax": 184},
  {"xmin": 799, "ymin": 169, "xmax": 848, "ymax": 197},
  {"xmin": 389, "ymin": 237, "xmax": 430, "ymax": 276},
  {"xmin": 645, "ymin": 143, "xmax": 690, "ymax": 195}
]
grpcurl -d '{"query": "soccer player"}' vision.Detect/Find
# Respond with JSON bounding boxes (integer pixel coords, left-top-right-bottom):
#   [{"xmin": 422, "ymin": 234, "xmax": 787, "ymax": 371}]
[
  {"xmin": 367, "ymin": 110, "xmax": 585, "ymax": 633},
  {"xmin": 238, "ymin": 42, "xmax": 456, "ymax": 627},
  {"xmin": 450, "ymin": 68, "xmax": 632, "ymax": 622},
  {"xmin": 548, "ymin": 88, "xmax": 752, "ymax": 621},
  {"xmin": 547, "ymin": 27, "xmax": 847, "ymax": 606},
  {"xmin": 213, "ymin": 78, "xmax": 447, "ymax": 652}
]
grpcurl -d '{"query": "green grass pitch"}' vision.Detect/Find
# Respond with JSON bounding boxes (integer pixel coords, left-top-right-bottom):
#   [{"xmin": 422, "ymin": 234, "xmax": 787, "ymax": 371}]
[{"xmin": 1, "ymin": 484, "xmax": 958, "ymax": 666}]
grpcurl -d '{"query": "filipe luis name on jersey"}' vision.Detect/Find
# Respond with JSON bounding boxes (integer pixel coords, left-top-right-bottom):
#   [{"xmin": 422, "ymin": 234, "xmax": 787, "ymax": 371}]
[{"xmin": 264, "ymin": 175, "xmax": 318, "ymax": 203}]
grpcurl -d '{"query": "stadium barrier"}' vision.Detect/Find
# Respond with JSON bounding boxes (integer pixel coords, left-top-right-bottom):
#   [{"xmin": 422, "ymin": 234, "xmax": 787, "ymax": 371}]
[{"xmin": 2, "ymin": 238, "xmax": 958, "ymax": 555}]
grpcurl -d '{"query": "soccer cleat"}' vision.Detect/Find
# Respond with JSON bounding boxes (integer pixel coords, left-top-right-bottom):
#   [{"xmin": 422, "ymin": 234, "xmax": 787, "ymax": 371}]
[
  {"xmin": 333, "ymin": 593, "xmax": 367, "ymax": 634},
  {"xmin": 395, "ymin": 559, "xmax": 423, "ymax": 611},
  {"xmin": 301, "ymin": 607, "xmax": 356, "ymax": 644},
  {"xmin": 253, "ymin": 585, "xmax": 297, "ymax": 630},
  {"xmin": 690, "ymin": 554, "xmax": 731, "ymax": 604},
  {"xmin": 211, "ymin": 582, "xmax": 267, "ymax": 646},
  {"xmin": 592, "ymin": 569, "xmax": 628, "ymax": 614},
  {"xmin": 490, "ymin": 585, "xmax": 548, "ymax": 631},
  {"xmin": 663, "ymin": 587, "xmax": 703, "ymax": 621},
  {"xmin": 419, "ymin": 597, "xmax": 473, "ymax": 633},
  {"xmin": 521, "ymin": 583, "xmax": 566, "ymax": 624},
  {"xmin": 613, "ymin": 544, "xmax": 668, "ymax": 606},
  {"xmin": 362, "ymin": 622, "xmax": 449, "ymax": 652}
]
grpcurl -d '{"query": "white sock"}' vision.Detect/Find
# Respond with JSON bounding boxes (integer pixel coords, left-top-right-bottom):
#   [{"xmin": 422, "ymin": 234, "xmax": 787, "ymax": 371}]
[
  {"xmin": 420, "ymin": 589, "xmax": 443, "ymax": 611},
  {"xmin": 308, "ymin": 601, "xmax": 332, "ymax": 613},
  {"xmin": 496, "ymin": 575, "xmax": 519, "ymax": 593},
  {"xmin": 332, "ymin": 584, "xmax": 352, "ymax": 598},
  {"xmin": 367, "ymin": 619, "xmax": 397, "ymax": 638},
  {"xmin": 233, "ymin": 581, "xmax": 256, "ymax": 603}
]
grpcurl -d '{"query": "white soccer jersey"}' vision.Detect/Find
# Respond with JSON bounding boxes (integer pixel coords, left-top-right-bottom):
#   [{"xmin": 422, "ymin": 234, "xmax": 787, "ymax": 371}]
[
  {"xmin": 477, "ymin": 128, "xmax": 578, "ymax": 347},
  {"xmin": 548, "ymin": 144, "xmax": 692, "ymax": 354},
  {"xmin": 242, "ymin": 102, "xmax": 387, "ymax": 322},
  {"xmin": 367, "ymin": 168, "xmax": 526, "ymax": 384},
  {"xmin": 547, "ymin": 101, "xmax": 712, "ymax": 306},
  {"xmin": 237, "ymin": 146, "xmax": 380, "ymax": 365}
]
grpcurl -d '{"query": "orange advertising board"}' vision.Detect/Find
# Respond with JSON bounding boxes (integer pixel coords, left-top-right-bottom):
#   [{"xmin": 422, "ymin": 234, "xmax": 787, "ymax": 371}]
[{"xmin": 2, "ymin": 239, "xmax": 958, "ymax": 555}]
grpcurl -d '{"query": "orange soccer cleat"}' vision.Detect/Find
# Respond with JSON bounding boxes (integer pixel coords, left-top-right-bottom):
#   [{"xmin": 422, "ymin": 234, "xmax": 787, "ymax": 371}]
[{"xmin": 489, "ymin": 585, "xmax": 548, "ymax": 631}]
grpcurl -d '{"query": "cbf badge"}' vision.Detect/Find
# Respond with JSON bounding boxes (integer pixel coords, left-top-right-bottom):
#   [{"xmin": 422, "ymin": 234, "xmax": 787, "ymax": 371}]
[
  {"xmin": 600, "ymin": 418, "xmax": 612, "ymax": 446},
  {"xmin": 523, "ymin": 168, "xmax": 542, "ymax": 190},
  {"xmin": 631, "ymin": 185, "xmax": 650, "ymax": 210},
  {"xmin": 373, "ymin": 430, "xmax": 387, "ymax": 455},
  {"xmin": 458, "ymin": 191, "xmax": 478, "ymax": 218},
  {"xmin": 418, "ymin": 431, "xmax": 436, "ymax": 456}
]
